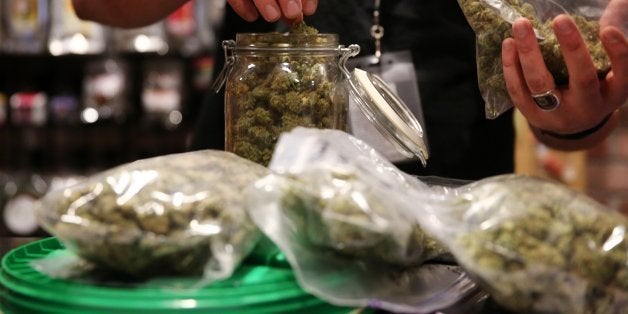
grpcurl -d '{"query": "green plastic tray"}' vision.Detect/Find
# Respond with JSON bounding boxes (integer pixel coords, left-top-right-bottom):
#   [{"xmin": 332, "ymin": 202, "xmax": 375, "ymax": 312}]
[{"xmin": 0, "ymin": 237, "xmax": 363, "ymax": 314}]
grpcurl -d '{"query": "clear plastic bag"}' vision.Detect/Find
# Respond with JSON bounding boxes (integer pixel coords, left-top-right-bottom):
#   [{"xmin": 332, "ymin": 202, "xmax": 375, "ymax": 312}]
[
  {"xmin": 247, "ymin": 127, "xmax": 628, "ymax": 313},
  {"xmin": 245, "ymin": 127, "xmax": 484, "ymax": 313},
  {"xmin": 457, "ymin": 0, "xmax": 618, "ymax": 118},
  {"xmin": 36, "ymin": 150, "xmax": 268, "ymax": 284},
  {"xmin": 415, "ymin": 174, "xmax": 628, "ymax": 313}
]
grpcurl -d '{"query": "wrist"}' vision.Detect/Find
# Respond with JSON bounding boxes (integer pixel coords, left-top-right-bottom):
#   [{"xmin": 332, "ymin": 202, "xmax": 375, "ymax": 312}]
[
  {"xmin": 537, "ymin": 112, "xmax": 613, "ymax": 140},
  {"xmin": 529, "ymin": 111, "xmax": 619, "ymax": 151}
]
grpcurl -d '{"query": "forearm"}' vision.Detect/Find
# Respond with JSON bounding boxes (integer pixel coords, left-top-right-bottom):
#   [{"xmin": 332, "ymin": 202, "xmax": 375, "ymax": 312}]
[
  {"xmin": 72, "ymin": 0, "xmax": 189, "ymax": 28},
  {"xmin": 530, "ymin": 110, "xmax": 620, "ymax": 151}
]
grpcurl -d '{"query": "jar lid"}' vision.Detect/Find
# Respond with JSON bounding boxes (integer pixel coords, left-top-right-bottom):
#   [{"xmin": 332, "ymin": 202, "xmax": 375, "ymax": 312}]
[{"xmin": 348, "ymin": 67, "xmax": 429, "ymax": 166}]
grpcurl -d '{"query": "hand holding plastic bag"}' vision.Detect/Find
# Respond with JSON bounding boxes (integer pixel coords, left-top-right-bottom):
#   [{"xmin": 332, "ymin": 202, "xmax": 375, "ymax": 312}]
[
  {"xmin": 37, "ymin": 150, "xmax": 268, "ymax": 284},
  {"xmin": 458, "ymin": 0, "xmax": 618, "ymax": 118}
]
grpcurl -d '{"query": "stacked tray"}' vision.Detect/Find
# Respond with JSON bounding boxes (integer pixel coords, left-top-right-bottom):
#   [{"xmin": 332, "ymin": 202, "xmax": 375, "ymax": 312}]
[{"xmin": 0, "ymin": 237, "xmax": 363, "ymax": 314}]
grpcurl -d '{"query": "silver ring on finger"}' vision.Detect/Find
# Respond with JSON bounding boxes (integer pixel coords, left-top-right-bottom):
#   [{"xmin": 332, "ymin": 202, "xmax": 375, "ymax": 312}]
[{"xmin": 531, "ymin": 89, "xmax": 560, "ymax": 111}]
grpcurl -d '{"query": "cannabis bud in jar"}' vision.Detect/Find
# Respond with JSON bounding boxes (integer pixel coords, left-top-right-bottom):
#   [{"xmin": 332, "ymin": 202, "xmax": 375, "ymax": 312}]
[
  {"xmin": 37, "ymin": 150, "xmax": 269, "ymax": 279},
  {"xmin": 221, "ymin": 23, "xmax": 349, "ymax": 165},
  {"xmin": 458, "ymin": 0, "xmax": 611, "ymax": 118}
]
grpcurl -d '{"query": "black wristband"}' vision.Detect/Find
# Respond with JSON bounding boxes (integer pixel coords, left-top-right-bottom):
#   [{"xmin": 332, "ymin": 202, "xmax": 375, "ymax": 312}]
[{"xmin": 538, "ymin": 112, "xmax": 613, "ymax": 140}]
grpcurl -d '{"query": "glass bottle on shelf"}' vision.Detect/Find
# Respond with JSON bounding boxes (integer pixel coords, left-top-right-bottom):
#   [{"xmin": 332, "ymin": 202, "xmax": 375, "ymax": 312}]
[
  {"xmin": 1, "ymin": 0, "xmax": 49, "ymax": 54},
  {"xmin": 48, "ymin": 0, "xmax": 106, "ymax": 56}
]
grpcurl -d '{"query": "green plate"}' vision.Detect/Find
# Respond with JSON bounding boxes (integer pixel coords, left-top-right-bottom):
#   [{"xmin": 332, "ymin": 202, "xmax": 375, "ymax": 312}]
[{"xmin": 0, "ymin": 237, "xmax": 364, "ymax": 314}]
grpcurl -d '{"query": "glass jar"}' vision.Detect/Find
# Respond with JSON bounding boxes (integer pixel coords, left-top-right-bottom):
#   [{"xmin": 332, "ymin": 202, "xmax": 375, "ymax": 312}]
[{"xmin": 216, "ymin": 33, "xmax": 355, "ymax": 166}]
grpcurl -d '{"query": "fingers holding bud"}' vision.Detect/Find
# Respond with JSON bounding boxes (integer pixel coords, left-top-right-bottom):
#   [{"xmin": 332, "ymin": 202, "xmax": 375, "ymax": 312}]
[{"xmin": 227, "ymin": 0, "xmax": 317, "ymax": 23}]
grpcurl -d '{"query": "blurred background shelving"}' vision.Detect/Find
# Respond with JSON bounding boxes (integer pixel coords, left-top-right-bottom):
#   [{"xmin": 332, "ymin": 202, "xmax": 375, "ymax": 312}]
[
  {"xmin": 0, "ymin": 0, "xmax": 224, "ymax": 237},
  {"xmin": 0, "ymin": 0, "xmax": 626, "ymax": 239}
]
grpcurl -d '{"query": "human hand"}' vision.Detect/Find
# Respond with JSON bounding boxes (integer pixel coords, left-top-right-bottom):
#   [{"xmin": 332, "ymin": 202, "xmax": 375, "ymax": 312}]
[
  {"xmin": 226, "ymin": 0, "xmax": 317, "ymax": 23},
  {"xmin": 501, "ymin": 11, "xmax": 627, "ymax": 150},
  {"xmin": 600, "ymin": 0, "xmax": 628, "ymax": 36}
]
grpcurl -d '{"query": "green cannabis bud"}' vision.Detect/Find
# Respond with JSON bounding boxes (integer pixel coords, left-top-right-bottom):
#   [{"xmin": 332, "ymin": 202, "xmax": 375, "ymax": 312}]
[
  {"xmin": 291, "ymin": 21, "xmax": 320, "ymax": 36},
  {"xmin": 225, "ymin": 23, "xmax": 348, "ymax": 166},
  {"xmin": 458, "ymin": 0, "xmax": 611, "ymax": 118},
  {"xmin": 39, "ymin": 150, "xmax": 268, "ymax": 278},
  {"xmin": 454, "ymin": 175, "xmax": 627, "ymax": 313},
  {"xmin": 279, "ymin": 171, "xmax": 450, "ymax": 267}
]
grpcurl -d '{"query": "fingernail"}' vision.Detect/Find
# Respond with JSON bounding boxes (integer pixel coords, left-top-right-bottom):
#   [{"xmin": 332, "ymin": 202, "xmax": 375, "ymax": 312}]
[
  {"xmin": 501, "ymin": 39, "xmax": 516, "ymax": 66},
  {"xmin": 243, "ymin": 10, "xmax": 259, "ymax": 21},
  {"xmin": 502, "ymin": 38, "xmax": 515, "ymax": 53},
  {"xmin": 285, "ymin": 0, "xmax": 301, "ymax": 18},
  {"xmin": 554, "ymin": 16, "xmax": 574, "ymax": 35},
  {"xmin": 264, "ymin": 4, "xmax": 280, "ymax": 21},
  {"xmin": 304, "ymin": 0, "xmax": 316, "ymax": 14},
  {"xmin": 601, "ymin": 28, "xmax": 622, "ymax": 44},
  {"xmin": 513, "ymin": 18, "xmax": 528, "ymax": 38}
]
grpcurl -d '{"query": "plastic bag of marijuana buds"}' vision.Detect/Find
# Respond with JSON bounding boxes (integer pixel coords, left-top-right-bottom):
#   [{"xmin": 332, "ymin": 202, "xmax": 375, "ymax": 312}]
[
  {"xmin": 244, "ymin": 127, "xmax": 486, "ymax": 314},
  {"xmin": 36, "ymin": 150, "xmax": 268, "ymax": 283},
  {"xmin": 412, "ymin": 174, "xmax": 628, "ymax": 313},
  {"xmin": 457, "ymin": 0, "xmax": 618, "ymax": 118}
]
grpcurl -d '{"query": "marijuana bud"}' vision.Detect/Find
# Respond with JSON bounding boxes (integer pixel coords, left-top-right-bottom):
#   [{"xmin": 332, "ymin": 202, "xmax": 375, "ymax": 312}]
[
  {"xmin": 458, "ymin": 0, "xmax": 611, "ymax": 118},
  {"xmin": 38, "ymin": 150, "xmax": 268, "ymax": 278},
  {"xmin": 225, "ymin": 23, "xmax": 348, "ymax": 165},
  {"xmin": 279, "ymin": 173, "xmax": 451, "ymax": 267},
  {"xmin": 450, "ymin": 175, "xmax": 627, "ymax": 313}
]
